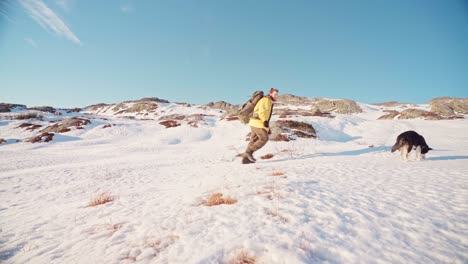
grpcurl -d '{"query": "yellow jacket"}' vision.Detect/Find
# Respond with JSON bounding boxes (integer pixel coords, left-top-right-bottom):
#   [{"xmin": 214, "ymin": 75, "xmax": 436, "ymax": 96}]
[{"xmin": 249, "ymin": 96, "xmax": 273, "ymax": 129}]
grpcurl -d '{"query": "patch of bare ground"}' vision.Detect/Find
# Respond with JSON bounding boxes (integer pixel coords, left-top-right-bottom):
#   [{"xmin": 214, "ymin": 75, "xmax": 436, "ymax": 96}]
[
  {"xmin": 25, "ymin": 132, "xmax": 54, "ymax": 143},
  {"xmin": 159, "ymin": 120, "xmax": 181, "ymax": 128},
  {"xmin": 17, "ymin": 123, "xmax": 42, "ymax": 131}
]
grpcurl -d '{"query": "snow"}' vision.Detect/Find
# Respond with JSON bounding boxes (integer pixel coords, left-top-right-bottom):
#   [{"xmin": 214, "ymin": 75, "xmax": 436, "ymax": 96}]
[{"xmin": 0, "ymin": 102, "xmax": 467, "ymax": 264}]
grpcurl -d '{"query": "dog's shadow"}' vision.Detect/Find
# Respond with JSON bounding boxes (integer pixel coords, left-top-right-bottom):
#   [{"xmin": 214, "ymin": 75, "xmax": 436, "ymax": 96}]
[
  {"xmin": 426, "ymin": 156, "xmax": 468, "ymax": 161},
  {"xmin": 267, "ymin": 146, "xmax": 390, "ymax": 163}
]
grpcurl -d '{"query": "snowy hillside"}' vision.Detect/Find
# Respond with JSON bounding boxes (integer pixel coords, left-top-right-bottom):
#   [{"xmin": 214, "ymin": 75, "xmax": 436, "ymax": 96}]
[{"xmin": 0, "ymin": 97, "xmax": 467, "ymax": 264}]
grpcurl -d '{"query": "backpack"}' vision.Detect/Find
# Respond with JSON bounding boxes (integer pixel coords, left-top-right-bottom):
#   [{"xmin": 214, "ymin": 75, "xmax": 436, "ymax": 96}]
[{"xmin": 237, "ymin": 90, "xmax": 264, "ymax": 124}]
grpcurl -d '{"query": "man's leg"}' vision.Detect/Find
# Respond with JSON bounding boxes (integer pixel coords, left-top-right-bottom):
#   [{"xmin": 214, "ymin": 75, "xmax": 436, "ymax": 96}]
[{"xmin": 245, "ymin": 127, "xmax": 269, "ymax": 160}]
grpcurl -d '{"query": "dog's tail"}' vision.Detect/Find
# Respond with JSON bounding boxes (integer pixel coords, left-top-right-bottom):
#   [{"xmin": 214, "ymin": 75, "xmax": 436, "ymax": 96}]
[{"xmin": 391, "ymin": 140, "xmax": 401, "ymax": 153}]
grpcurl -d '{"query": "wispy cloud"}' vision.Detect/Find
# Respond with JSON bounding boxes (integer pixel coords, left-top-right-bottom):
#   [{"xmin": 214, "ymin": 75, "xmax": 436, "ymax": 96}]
[
  {"xmin": 120, "ymin": 3, "xmax": 134, "ymax": 13},
  {"xmin": 24, "ymin": 37, "xmax": 38, "ymax": 47},
  {"xmin": 19, "ymin": 0, "xmax": 81, "ymax": 45},
  {"xmin": 54, "ymin": 0, "xmax": 74, "ymax": 12},
  {"xmin": 0, "ymin": 0, "xmax": 16, "ymax": 23}
]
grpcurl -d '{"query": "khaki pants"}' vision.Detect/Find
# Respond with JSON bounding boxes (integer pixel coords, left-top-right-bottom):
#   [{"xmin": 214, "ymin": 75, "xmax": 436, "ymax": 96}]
[{"xmin": 246, "ymin": 126, "xmax": 269, "ymax": 154}]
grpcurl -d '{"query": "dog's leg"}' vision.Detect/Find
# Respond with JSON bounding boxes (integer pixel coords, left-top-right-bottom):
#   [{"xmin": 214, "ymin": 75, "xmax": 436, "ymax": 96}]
[
  {"xmin": 415, "ymin": 146, "xmax": 421, "ymax": 161},
  {"xmin": 402, "ymin": 147, "xmax": 409, "ymax": 162}
]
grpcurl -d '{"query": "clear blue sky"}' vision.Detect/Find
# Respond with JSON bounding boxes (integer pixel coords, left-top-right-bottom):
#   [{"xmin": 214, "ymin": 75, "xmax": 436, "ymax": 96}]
[{"xmin": 1, "ymin": 0, "xmax": 467, "ymax": 108}]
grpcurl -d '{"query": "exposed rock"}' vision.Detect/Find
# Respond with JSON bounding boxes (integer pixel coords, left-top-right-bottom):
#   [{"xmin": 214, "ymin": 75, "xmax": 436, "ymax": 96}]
[
  {"xmin": 40, "ymin": 117, "xmax": 91, "ymax": 133},
  {"xmin": 430, "ymin": 103, "xmax": 454, "ymax": 116},
  {"xmin": 126, "ymin": 97, "xmax": 170, "ymax": 104},
  {"xmin": 84, "ymin": 103, "xmax": 110, "ymax": 111},
  {"xmin": 429, "ymin": 97, "xmax": 468, "ymax": 115},
  {"xmin": 0, "ymin": 103, "xmax": 27, "ymax": 113},
  {"xmin": 25, "ymin": 132, "xmax": 54, "ymax": 143},
  {"xmin": 270, "ymin": 120, "xmax": 317, "ymax": 141},
  {"xmin": 377, "ymin": 110, "xmax": 400, "ymax": 120},
  {"xmin": 0, "ymin": 138, "xmax": 6, "ymax": 144},
  {"xmin": 276, "ymin": 94, "xmax": 313, "ymax": 105},
  {"xmin": 221, "ymin": 108, "xmax": 242, "ymax": 119},
  {"xmin": 159, "ymin": 114, "xmax": 186, "ymax": 121},
  {"xmin": 102, "ymin": 124, "xmax": 112, "ymax": 129},
  {"xmin": 27, "ymin": 106, "xmax": 56, "ymax": 113},
  {"xmin": 175, "ymin": 102, "xmax": 191, "ymax": 107},
  {"xmin": 112, "ymin": 103, "xmax": 126, "ymax": 113},
  {"xmin": 159, "ymin": 120, "xmax": 181, "ymax": 128},
  {"xmin": 372, "ymin": 101, "xmax": 401, "ymax": 107},
  {"xmin": 124, "ymin": 101, "xmax": 158, "ymax": 113},
  {"xmin": 315, "ymin": 99, "xmax": 362, "ymax": 114},
  {"xmin": 274, "ymin": 108, "xmax": 334, "ymax": 118},
  {"xmin": 372, "ymin": 101, "xmax": 417, "ymax": 108},
  {"xmin": 65, "ymin": 108, "xmax": 82, "ymax": 113},
  {"xmin": 205, "ymin": 101, "xmax": 236, "ymax": 111},
  {"xmin": 399, "ymin": 109, "xmax": 442, "ymax": 120},
  {"xmin": 160, "ymin": 114, "xmax": 212, "ymax": 127},
  {"xmin": 17, "ymin": 123, "xmax": 43, "ymax": 131}
]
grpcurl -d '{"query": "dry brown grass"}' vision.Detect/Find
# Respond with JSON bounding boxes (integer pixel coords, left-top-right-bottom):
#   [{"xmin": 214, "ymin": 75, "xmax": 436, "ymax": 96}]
[
  {"xmin": 86, "ymin": 192, "xmax": 115, "ymax": 207},
  {"xmin": 265, "ymin": 208, "xmax": 289, "ymax": 223},
  {"xmin": 15, "ymin": 113, "xmax": 42, "ymax": 120},
  {"xmin": 228, "ymin": 250, "xmax": 256, "ymax": 264},
  {"xmin": 270, "ymin": 171, "xmax": 285, "ymax": 177},
  {"xmin": 277, "ymin": 143, "xmax": 305, "ymax": 159},
  {"xmin": 89, "ymin": 223, "xmax": 122, "ymax": 236},
  {"xmin": 260, "ymin": 154, "xmax": 274, "ymax": 160},
  {"xmin": 201, "ymin": 193, "xmax": 237, "ymax": 206}
]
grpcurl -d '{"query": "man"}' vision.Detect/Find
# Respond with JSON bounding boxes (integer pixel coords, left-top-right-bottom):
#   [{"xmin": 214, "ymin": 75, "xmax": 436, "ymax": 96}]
[{"xmin": 241, "ymin": 88, "xmax": 279, "ymax": 164}]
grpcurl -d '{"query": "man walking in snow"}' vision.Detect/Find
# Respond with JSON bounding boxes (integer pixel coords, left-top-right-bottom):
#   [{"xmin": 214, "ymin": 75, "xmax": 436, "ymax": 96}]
[{"xmin": 241, "ymin": 88, "xmax": 279, "ymax": 164}]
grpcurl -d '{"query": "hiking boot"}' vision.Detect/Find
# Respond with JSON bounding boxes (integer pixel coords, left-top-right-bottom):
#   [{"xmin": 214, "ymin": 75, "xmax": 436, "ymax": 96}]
[
  {"xmin": 243, "ymin": 152, "xmax": 256, "ymax": 162},
  {"xmin": 241, "ymin": 157, "xmax": 255, "ymax": 164}
]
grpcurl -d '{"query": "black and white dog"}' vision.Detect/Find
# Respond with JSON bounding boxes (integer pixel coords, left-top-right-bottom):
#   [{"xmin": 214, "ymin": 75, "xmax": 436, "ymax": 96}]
[{"xmin": 391, "ymin": 131, "xmax": 432, "ymax": 161}]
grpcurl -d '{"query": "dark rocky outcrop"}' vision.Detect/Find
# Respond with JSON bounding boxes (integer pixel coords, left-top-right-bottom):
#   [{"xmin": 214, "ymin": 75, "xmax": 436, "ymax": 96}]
[
  {"xmin": 40, "ymin": 117, "xmax": 91, "ymax": 133},
  {"xmin": 84, "ymin": 103, "xmax": 110, "ymax": 111},
  {"xmin": 270, "ymin": 120, "xmax": 317, "ymax": 141},
  {"xmin": 377, "ymin": 110, "xmax": 400, "ymax": 120},
  {"xmin": 274, "ymin": 108, "xmax": 334, "ymax": 118},
  {"xmin": 65, "ymin": 108, "xmax": 82, "ymax": 113},
  {"xmin": 399, "ymin": 109, "xmax": 443, "ymax": 120},
  {"xmin": 205, "ymin": 101, "xmax": 236, "ymax": 111},
  {"xmin": 127, "ymin": 97, "xmax": 170, "ymax": 104},
  {"xmin": 372, "ymin": 101, "xmax": 418, "ymax": 108},
  {"xmin": 114, "ymin": 101, "xmax": 159, "ymax": 114},
  {"xmin": 27, "ymin": 106, "xmax": 56, "ymax": 113},
  {"xmin": 429, "ymin": 97, "xmax": 468, "ymax": 116},
  {"xmin": 159, "ymin": 114, "xmax": 212, "ymax": 127},
  {"xmin": 315, "ymin": 99, "xmax": 362, "ymax": 114},
  {"xmin": 0, "ymin": 103, "xmax": 27, "ymax": 112},
  {"xmin": 17, "ymin": 123, "xmax": 43, "ymax": 131},
  {"xmin": 25, "ymin": 132, "xmax": 54, "ymax": 143},
  {"xmin": 276, "ymin": 94, "xmax": 313, "ymax": 105},
  {"xmin": 159, "ymin": 120, "xmax": 181, "ymax": 128}
]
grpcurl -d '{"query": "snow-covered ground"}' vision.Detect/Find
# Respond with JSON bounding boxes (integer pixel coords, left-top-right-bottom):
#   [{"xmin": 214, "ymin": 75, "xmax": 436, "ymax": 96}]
[{"xmin": 0, "ymin": 102, "xmax": 467, "ymax": 264}]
